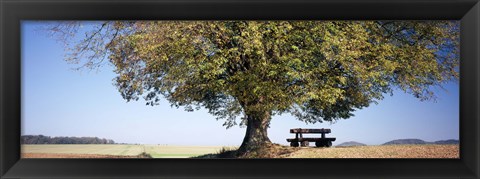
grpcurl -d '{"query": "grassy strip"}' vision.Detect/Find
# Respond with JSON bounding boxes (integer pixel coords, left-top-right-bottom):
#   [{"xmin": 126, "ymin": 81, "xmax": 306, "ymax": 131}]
[{"xmin": 150, "ymin": 153, "xmax": 199, "ymax": 158}]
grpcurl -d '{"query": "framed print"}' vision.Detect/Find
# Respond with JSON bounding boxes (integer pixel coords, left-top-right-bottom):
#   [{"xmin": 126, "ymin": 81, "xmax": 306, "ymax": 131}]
[{"xmin": 1, "ymin": 0, "xmax": 479, "ymax": 178}]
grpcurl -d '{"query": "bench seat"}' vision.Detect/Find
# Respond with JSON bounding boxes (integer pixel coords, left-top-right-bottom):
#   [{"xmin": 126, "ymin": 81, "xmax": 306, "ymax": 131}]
[{"xmin": 286, "ymin": 137, "xmax": 336, "ymax": 142}]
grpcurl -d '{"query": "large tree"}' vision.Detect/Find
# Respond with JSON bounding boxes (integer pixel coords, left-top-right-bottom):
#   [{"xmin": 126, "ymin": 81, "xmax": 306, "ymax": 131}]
[{"xmin": 49, "ymin": 21, "xmax": 459, "ymax": 156}]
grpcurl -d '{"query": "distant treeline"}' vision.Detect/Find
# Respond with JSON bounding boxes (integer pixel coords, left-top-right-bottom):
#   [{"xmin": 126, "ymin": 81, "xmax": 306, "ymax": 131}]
[{"xmin": 21, "ymin": 135, "xmax": 115, "ymax": 144}]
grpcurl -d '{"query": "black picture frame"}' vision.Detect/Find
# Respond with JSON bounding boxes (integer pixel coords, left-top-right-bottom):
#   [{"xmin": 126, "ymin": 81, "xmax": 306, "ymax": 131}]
[{"xmin": 1, "ymin": 0, "xmax": 479, "ymax": 178}]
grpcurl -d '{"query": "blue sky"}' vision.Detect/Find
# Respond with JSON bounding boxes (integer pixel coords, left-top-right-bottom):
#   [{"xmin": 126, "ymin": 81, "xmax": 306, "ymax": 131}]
[{"xmin": 21, "ymin": 21, "xmax": 459, "ymax": 146}]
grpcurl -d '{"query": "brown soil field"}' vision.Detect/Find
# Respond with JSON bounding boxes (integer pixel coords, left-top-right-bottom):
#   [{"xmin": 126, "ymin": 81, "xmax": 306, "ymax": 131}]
[
  {"xmin": 201, "ymin": 144, "xmax": 460, "ymax": 158},
  {"xmin": 283, "ymin": 144, "xmax": 459, "ymax": 158},
  {"xmin": 22, "ymin": 153, "xmax": 148, "ymax": 158}
]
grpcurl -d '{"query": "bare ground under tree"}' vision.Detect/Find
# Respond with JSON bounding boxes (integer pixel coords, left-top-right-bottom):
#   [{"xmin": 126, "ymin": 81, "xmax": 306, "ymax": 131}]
[{"xmin": 196, "ymin": 144, "xmax": 459, "ymax": 158}]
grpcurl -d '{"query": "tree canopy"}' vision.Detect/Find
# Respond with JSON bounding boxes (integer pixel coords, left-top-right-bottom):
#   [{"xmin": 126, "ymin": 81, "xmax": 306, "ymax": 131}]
[{"xmin": 49, "ymin": 21, "xmax": 459, "ymax": 155}]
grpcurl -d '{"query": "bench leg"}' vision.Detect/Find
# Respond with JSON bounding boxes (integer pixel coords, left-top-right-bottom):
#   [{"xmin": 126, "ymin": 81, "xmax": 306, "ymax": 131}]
[
  {"xmin": 315, "ymin": 141, "xmax": 332, "ymax": 147},
  {"xmin": 290, "ymin": 142, "xmax": 299, "ymax": 147},
  {"xmin": 326, "ymin": 141, "xmax": 332, "ymax": 147}
]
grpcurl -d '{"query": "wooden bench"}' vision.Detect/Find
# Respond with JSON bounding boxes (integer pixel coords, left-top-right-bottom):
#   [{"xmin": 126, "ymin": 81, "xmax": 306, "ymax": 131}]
[{"xmin": 286, "ymin": 128, "xmax": 336, "ymax": 147}]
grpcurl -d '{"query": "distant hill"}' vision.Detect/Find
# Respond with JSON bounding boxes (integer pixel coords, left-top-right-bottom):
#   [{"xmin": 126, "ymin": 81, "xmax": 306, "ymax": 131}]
[
  {"xmin": 382, "ymin": 139, "xmax": 427, "ymax": 145},
  {"xmin": 434, "ymin": 139, "xmax": 459, "ymax": 144},
  {"xmin": 382, "ymin": 139, "xmax": 459, "ymax": 145},
  {"xmin": 336, "ymin": 141, "xmax": 367, "ymax": 147},
  {"xmin": 21, "ymin": 135, "xmax": 115, "ymax": 144}
]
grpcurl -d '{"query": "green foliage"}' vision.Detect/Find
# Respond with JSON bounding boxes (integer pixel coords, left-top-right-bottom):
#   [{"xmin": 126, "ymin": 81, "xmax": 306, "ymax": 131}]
[{"xmin": 53, "ymin": 21, "xmax": 459, "ymax": 128}]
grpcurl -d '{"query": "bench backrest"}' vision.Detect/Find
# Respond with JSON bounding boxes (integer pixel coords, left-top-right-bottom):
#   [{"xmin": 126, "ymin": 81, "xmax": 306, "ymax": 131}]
[{"xmin": 290, "ymin": 128, "xmax": 331, "ymax": 134}]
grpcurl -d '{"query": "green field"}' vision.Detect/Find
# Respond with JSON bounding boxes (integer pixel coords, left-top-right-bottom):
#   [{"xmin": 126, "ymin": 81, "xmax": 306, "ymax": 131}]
[
  {"xmin": 144, "ymin": 145, "xmax": 233, "ymax": 158},
  {"xmin": 22, "ymin": 144, "xmax": 234, "ymax": 158}
]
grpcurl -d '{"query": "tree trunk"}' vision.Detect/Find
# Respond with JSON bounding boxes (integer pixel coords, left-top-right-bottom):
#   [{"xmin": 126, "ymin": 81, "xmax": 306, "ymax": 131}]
[{"xmin": 236, "ymin": 111, "xmax": 272, "ymax": 156}]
